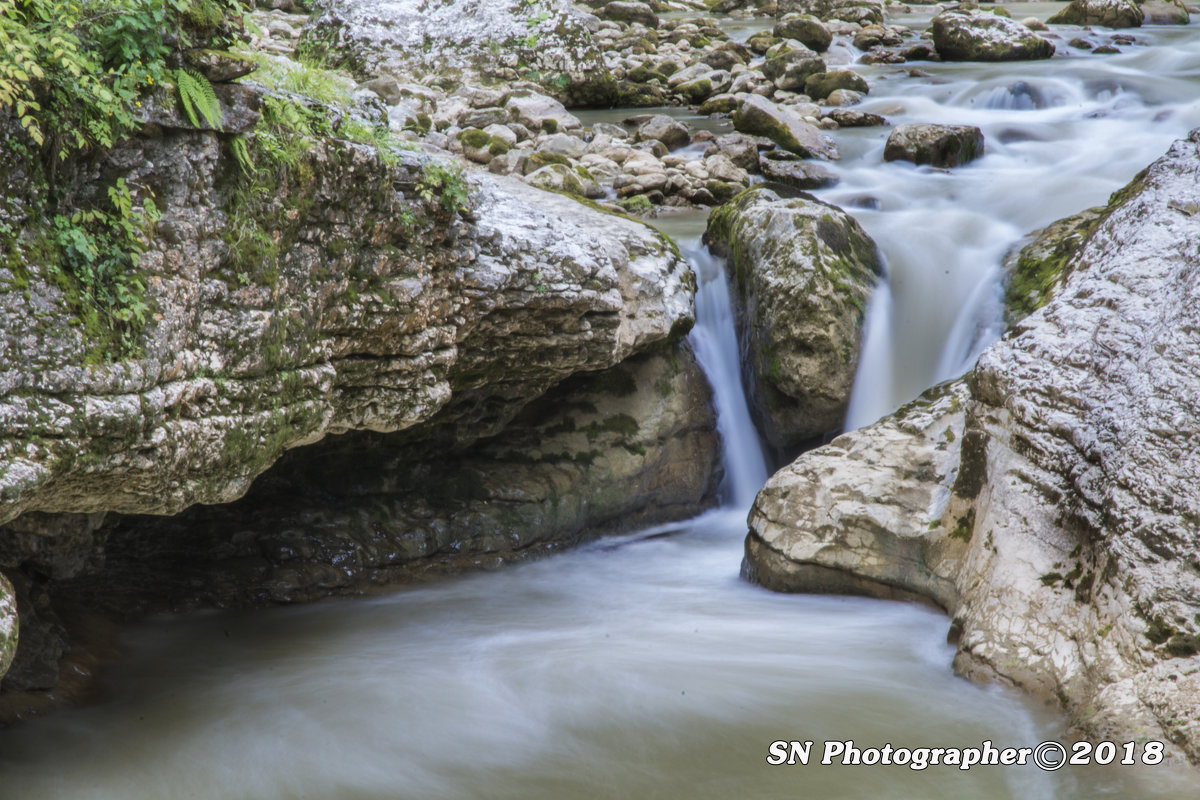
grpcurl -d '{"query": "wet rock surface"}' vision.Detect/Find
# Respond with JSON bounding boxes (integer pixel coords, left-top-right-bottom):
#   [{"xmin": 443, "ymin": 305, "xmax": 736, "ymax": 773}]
[
  {"xmin": 704, "ymin": 186, "xmax": 881, "ymax": 456},
  {"xmin": 884, "ymin": 123, "xmax": 985, "ymax": 168},
  {"xmin": 743, "ymin": 133, "xmax": 1200, "ymax": 762}
]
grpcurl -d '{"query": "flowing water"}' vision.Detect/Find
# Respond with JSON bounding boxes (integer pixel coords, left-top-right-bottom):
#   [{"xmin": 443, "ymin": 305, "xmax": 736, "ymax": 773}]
[
  {"xmin": 835, "ymin": 4, "xmax": 1200, "ymax": 426},
  {"xmin": 3, "ymin": 10, "xmax": 1200, "ymax": 798}
]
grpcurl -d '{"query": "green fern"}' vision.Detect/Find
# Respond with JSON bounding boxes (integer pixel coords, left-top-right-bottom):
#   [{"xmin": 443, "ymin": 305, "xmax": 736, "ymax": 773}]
[
  {"xmin": 230, "ymin": 134, "xmax": 253, "ymax": 175},
  {"xmin": 173, "ymin": 68, "xmax": 222, "ymax": 128}
]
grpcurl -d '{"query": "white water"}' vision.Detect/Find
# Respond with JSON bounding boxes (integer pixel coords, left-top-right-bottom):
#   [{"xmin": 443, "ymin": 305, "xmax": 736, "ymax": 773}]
[
  {"xmin": 4, "ymin": 11, "xmax": 1200, "ymax": 798},
  {"xmin": 831, "ymin": 8, "xmax": 1200, "ymax": 428}
]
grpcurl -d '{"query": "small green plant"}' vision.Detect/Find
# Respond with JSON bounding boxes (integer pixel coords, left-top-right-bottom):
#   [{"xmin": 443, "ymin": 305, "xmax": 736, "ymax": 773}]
[
  {"xmin": 416, "ymin": 160, "xmax": 472, "ymax": 215},
  {"xmin": 173, "ymin": 67, "xmax": 222, "ymax": 127},
  {"xmin": 49, "ymin": 178, "xmax": 161, "ymax": 358}
]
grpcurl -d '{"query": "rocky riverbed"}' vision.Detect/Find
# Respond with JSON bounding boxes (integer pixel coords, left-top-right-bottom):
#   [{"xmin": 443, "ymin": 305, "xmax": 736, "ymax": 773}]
[{"xmin": 2, "ymin": 0, "xmax": 1200, "ymax": 787}]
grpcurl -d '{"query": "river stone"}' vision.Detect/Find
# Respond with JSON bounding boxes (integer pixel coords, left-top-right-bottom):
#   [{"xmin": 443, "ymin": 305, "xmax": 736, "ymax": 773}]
[
  {"xmin": 883, "ymin": 124, "xmax": 985, "ymax": 168},
  {"xmin": 710, "ymin": 132, "xmax": 767, "ymax": 171},
  {"xmin": 932, "ymin": 10, "xmax": 1056, "ymax": 61},
  {"xmin": 299, "ymin": 0, "xmax": 617, "ymax": 106},
  {"xmin": 506, "ymin": 89, "xmax": 582, "ymax": 133},
  {"xmin": 1139, "ymin": 0, "xmax": 1191, "ymax": 24},
  {"xmin": 804, "ymin": 69, "xmax": 869, "ymax": 101},
  {"xmin": 773, "ymin": 58, "xmax": 828, "ymax": 92},
  {"xmin": 600, "ymin": 1, "xmax": 659, "ymax": 28},
  {"xmin": 731, "ymin": 95, "xmax": 839, "ymax": 160},
  {"xmin": 525, "ymin": 163, "xmax": 588, "ymax": 195},
  {"xmin": 760, "ymin": 158, "xmax": 840, "ymax": 189},
  {"xmin": 1046, "ymin": 0, "xmax": 1143, "ymax": 27},
  {"xmin": 637, "ymin": 115, "xmax": 691, "ymax": 150},
  {"xmin": 743, "ymin": 131, "xmax": 1200, "ymax": 763},
  {"xmin": 704, "ymin": 186, "xmax": 881, "ymax": 454},
  {"xmin": 773, "ymin": 14, "xmax": 833, "ymax": 52},
  {"xmin": 824, "ymin": 108, "xmax": 886, "ymax": 127}
]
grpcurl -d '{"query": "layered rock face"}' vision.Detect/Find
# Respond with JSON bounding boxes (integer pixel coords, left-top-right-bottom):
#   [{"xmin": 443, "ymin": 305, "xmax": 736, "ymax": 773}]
[
  {"xmin": 705, "ymin": 186, "xmax": 881, "ymax": 457},
  {"xmin": 0, "ymin": 80, "xmax": 714, "ymax": 692},
  {"xmin": 65, "ymin": 341, "xmax": 719, "ymax": 614},
  {"xmin": 744, "ymin": 132, "xmax": 1200, "ymax": 761}
]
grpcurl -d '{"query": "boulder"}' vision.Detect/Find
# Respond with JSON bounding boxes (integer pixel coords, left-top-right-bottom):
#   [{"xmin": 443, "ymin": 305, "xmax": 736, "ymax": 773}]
[
  {"xmin": 600, "ymin": 0, "xmax": 659, "ymax": 28},
  {"xmin": 506, "ymin": 89, "xmax": 582, "ymax": 133},
  {"xmin": 805, "ymin": 69, "xmax": 869, "ymax": 100},
  {"xmin": 743, "ymin": 379, "xmax": 972, "ymax": 608},
  {"xmin": 883, "ymin": 123, "xmax": 985, "ymax": 168},
  {"xmin": 760, "ymin": 158, "xmax": 840, "ymax": 189},
  {"xmin": 1139, "ymin": 0, "xmax": 1191, "ymax": 24},
  {"xmin": 732, "ymin": 95, "xmax": 839, "ymax": 160},
  {"xmin": 932, "ymin": 10, "xmax": 1056, "ymax": 61},
  {"xmin": 773, "ymin": 14, "xmax": 833, "ymax": 52},
  {"xmin": 742, "ymin": 131, "xmax": 1200, "ymax": 763},
  {"xmin": 824, "ymin": 108, "xmax": 886, "ymax": 127},
  {"xmin": 1046, "ymin": 0, "xmax": 1143, "ymax": 27},
  {"xmin": 704, "ymin": 187, "xmax": 881, "ymax": 454},
  {"xmin": 637, "ymin": 115, "xmax": 691, "ymax": 150}
]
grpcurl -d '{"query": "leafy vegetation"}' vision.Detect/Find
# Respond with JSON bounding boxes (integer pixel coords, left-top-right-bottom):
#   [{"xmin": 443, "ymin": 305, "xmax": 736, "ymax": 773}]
[{"xmin": 0, "ymin": 0, "xmax": 244, "ymax": 359}]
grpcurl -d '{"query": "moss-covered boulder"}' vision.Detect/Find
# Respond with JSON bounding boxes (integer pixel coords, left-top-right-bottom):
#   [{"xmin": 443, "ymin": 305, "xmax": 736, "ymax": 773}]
[
  {"xmin": 732, "ymin": 94, "xmax": 838, "ymax": 160},
  {"xmin": 773, "ymin": 14, "xmax": 833, "ymax": 52},
  {"xmin": 600, "ymin": 0, "xmax": 660, "ymax": 27},
  {"xmin": 932, "ymin": 10, "xmax": 1055, "ymax": 61},
  {"xmin": 704, "ymin": 186, "xmax": 881, "ymax": 455},
  {"xmin": 1002, "ymin": 206, "xmax": 1106, "ymax": 323},
  {"xmin": 804, "ymin": 69, "xmax": 869, "ymax": 100},
  {"xmin": 883, "ymin": 123, "xmax": 984, "ymax": 168}
]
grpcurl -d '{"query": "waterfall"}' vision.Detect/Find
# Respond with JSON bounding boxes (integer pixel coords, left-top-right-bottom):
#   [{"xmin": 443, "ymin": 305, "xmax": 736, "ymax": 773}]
[{"xmin": 686, "ymin": 243, "xmax": 769, "ymax": 509}]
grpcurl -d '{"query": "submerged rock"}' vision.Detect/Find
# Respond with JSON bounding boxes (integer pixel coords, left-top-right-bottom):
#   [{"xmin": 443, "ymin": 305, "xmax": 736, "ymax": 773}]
[
  {"xmin": 932, "ymin": 10, "xmax": 1056, "ymax": 61},
  {"xmin": 884, "ymin": 123, "xmax": 985, "ymax": 168},
  {"xmin": 705, "ymin": 187, "xmax": 881, "ymax": 455},
  {"xmin": 743, "ymin": 132, "xmax": 1200, "ymax": 763}
]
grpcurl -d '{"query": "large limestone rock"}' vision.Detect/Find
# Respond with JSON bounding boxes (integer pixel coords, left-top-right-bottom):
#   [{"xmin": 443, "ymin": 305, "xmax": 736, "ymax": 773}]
[
  {"xmin": 66, "ymin": 341, "xmax": 721, "ymax": 610},
  {"xmin": 298, "ymin": 0, "xmax": 617, "ymax": 105},
  {"xmin": 744, "ymin": 380, "xmax": 972, "ymax": 608},
  {"xmin": 0, "ymin": 139, "xmax": 692, "ymax": 529},
  {"xmin": 932, "ymin": 10, "xmax": 1056, "ymax": 61},
  {"xmin": 1047, "ymin": 0, "xmax": 1143, "ymax": 27},
  {"xmin": 743, "ymin": 131, "xmax": 1200, "ymax": 762},
  {"xmin": 884, "ymin": 123, "xmax": 985, "ymax": 168},
  {"xmin": 705, "ymin": 187, "xmax": 881, "ymax": 455},
  {"xmin": 731, "ymin": 95, "xmax": 839, "ymax": 160},
  {"xmin": 0, "ymin": 82, "xmax": 707, "ymax": 693}
]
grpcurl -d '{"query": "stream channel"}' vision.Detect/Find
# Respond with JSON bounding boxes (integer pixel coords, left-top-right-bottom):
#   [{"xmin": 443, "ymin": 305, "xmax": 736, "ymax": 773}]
[{"xmin": 2, "ymin": 5, "xmax": 1200, "ymax": 797}]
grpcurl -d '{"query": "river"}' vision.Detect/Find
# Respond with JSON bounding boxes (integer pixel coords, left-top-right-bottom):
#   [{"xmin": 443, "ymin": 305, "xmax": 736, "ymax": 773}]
[{"xmin": 1, "ymin": 6, "xmax": 1199, "ymax": 798}]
